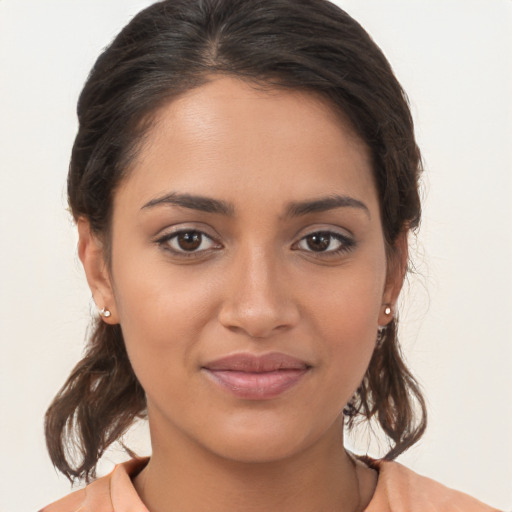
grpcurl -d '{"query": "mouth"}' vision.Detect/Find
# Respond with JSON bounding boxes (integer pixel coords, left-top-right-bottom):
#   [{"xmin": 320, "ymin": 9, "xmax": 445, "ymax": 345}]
[{"xmin": 201, "ymin": 352, "xmax": 312, "ymax": 400}]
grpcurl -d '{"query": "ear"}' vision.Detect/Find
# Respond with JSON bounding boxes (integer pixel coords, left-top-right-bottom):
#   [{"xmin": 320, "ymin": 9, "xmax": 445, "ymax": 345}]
[
  {"xmin": 378, "ymin": 230, "xmax": 408, "ymax": 327},
  {"xmin": 77, "ymin": 218, "xmax": 118, "ymax": 324}
]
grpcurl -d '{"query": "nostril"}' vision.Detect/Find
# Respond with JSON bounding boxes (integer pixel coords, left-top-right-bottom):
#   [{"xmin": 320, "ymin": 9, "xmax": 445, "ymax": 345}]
[
  {"xmin": 217, "ymin": 254, "xmax": 300, "ymax": 338},
  {"xmin": 218, "ymin": 302, "xmax": 299, "ymax": 339}
]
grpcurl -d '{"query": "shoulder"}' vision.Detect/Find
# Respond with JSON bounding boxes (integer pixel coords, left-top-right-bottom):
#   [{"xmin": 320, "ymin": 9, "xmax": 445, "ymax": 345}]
[
  {"xmin": 366, "ymin": 459, "xmax": 501, "ymax": 512},
  {"xmin": 38, "ymin": 487, "xmax": 86, "ymax": 512},
  {"xmin": 38, "ymin": 457, "xmax": 149, "ymax": 512},
  {"xmin": 38, "ymin": 472, "xmax": 113, "ymax": 512}
]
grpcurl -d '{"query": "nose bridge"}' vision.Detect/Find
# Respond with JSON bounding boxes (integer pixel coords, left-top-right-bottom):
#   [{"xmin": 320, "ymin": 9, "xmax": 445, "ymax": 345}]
[
  {"xmin": 238, "ymin": 244, "xmax": 278, "ymax": 303},
  {"xmin": 218, "ymin": 241, "xmax": 298, "ymax": 338}
]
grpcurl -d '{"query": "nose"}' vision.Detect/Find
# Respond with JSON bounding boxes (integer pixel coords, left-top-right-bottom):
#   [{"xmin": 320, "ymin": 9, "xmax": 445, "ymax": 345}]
[{"xmin": 217, "ymin": 246, "xmax": 300, "ymax": 339}]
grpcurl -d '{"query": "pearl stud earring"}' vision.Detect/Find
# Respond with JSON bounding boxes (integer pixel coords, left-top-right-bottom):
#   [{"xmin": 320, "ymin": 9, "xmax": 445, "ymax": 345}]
[
  {"xmin": 99, "ymin": 307, "xmax": 111, "ymax": 318},
  {"xmin": 384, "ymin": 306, "xmax": 392, "ymax": 315}
]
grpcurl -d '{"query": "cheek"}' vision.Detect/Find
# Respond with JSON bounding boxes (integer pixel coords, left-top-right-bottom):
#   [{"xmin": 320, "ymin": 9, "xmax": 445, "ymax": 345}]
[
  {"xmin": 110, "ymin": 251, "xmax": 220, "ymax": 388},
  {"xmin": 300, "ymin": 254, "xmax": 387, "ymax": 393},
  {"xmin": 315, "ymin": 303, "xmax": 378, "ymax": 391},
  {"xmin": 304, "ymin": 253, "xmax": 386, "ymax": 336}
]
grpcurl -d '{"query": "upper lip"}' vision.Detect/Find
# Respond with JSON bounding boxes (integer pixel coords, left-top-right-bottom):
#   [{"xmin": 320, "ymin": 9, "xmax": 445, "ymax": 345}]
[{"xmin": 202, "ymin": 352, "xmax": 311, "ymax": 372}]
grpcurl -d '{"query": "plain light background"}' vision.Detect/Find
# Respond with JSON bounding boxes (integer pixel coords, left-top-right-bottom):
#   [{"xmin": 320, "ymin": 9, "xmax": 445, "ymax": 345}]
[{"xmin": 0, "ymin": 1, "xmax": 511, "ymax": 510}]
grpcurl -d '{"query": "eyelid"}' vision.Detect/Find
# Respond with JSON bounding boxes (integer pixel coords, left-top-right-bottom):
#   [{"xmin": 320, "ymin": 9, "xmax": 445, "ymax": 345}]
[
  {"xmin": 154, "ymin": 225, "xmax": 223, "ymax": 256},
  {"xmin": 292, "ymin": 221, "xmax": 354, "ymax": 238},
  {"xmin": 153, "ymin": 222, "xmax": 219, "ymax": 241},
  {"xmin": 292, "ymin": 228, "xmax": 356, "ymax": 255}
]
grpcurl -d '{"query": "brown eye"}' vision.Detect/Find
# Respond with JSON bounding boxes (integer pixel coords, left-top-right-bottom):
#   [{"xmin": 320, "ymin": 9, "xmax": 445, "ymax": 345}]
[
  {"xmin": 305, "ymin": 233, "xmax": 331, "ymax": 252},
  {"xmin": 177, "ymin": 231, "xmax": 202, "ymax": 251},
  {"xmin": 296, "ymin": 231, "xmax": 354, "ymax": 254},
  {"xmin": 159, "ymin": 230, "xmax": 219, "ymax": 254}
]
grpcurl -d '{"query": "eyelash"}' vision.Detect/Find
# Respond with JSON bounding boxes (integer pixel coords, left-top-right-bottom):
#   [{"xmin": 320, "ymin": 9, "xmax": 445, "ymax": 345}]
[
  {"xmin": 293, "ymin": 231, "xmax": 356, "ymax": 256},
  {"xmin": 156, "ymin": 229, "xmax": 221, "ymax": 258},
  {"xmin": 155, "ymin": 229, "xmax": 356, "ymax": 258}
]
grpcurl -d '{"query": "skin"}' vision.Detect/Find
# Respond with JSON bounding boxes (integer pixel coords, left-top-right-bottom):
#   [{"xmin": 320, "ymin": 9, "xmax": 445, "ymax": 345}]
[{"xmin": 79, "ymin": 76, "xmax": 406, "ymax": 511}]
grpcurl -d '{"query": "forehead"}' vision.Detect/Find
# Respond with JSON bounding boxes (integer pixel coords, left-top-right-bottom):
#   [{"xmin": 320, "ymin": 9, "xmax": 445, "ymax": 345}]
[{"xmin": 117, "ymin": 76, "xmax": 378, "ymax": 216}]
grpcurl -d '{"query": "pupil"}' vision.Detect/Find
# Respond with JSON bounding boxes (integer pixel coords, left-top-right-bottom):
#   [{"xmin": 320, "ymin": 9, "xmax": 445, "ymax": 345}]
[
  {"xmin": 178, "ymin": 232, "xmax": 201, "ymax": 251},
  {"xmin": 307, "ymin": 233, "xmax": 330, "ymax": 251}
]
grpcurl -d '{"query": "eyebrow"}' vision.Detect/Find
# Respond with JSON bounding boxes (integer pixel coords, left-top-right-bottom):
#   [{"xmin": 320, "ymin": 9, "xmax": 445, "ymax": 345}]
[
  {"xmin": 141, "ymin": 192, "xmax": 369, "ymax": 218},
  {"xmin": 141, "ymin": 192, "xmax": 234, "ymax": 215},
  {"xmin": 284, "ymin": 194, "xmax": 370, "ymax": 218}
]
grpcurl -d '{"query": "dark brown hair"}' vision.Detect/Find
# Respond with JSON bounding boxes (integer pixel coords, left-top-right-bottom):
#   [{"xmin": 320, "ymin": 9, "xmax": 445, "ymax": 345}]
[{"xmin": 45, "ymin": 0, "xmax": 426, "ymax": 482}]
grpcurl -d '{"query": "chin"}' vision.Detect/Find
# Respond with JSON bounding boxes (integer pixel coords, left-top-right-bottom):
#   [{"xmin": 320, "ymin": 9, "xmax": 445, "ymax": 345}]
[
  {"xmin": 199, "ymin": 411, "xmax": 343, "ymax": 465},
  {"xmin": 209, "ymin": 432, "xmax": 310, "ymax": 464}
]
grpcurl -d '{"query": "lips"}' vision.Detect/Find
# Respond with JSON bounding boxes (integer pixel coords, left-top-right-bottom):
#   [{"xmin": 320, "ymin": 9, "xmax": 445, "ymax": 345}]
[{"xmin": 202, "ymin": 352, "xmax": 311, "ymax": 400}]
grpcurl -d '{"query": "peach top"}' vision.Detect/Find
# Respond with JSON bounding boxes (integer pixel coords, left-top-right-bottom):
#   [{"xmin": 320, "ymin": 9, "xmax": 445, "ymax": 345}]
[{"xmin": 39, "ymin": 457, "xmax": 500, "ymax": 512}]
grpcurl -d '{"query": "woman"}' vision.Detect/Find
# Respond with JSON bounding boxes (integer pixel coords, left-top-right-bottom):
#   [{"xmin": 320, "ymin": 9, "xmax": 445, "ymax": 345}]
[{"xmin": 39, "ymin": 0, "xmax": 500, "ymax": 510}]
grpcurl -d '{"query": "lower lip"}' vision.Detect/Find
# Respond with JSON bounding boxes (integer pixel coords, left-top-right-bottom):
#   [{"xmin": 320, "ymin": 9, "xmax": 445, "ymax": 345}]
[{"xmin": 203, "ymin": 368, "xmax": 309, "ymax": 400}]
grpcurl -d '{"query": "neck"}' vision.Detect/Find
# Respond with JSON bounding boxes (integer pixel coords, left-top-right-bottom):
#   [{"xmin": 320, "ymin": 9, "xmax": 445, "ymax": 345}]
[{"xmin": 134, "ymin": 416, "xmax": 370, "ymax": 512}]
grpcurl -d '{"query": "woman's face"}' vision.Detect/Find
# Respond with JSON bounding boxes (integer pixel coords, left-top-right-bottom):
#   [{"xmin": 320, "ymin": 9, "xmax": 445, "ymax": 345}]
[{"xmin": 82, "ymin": 76, "xmax": 402, "ymax": 463}]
